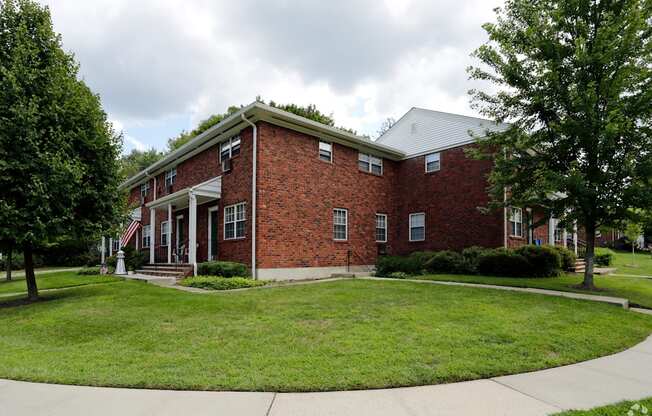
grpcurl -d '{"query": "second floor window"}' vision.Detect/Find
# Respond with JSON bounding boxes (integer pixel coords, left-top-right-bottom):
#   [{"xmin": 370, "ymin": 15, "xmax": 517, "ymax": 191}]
[
  {"xmin": 165, "ymin": 168, "xmax": 176, "ymax": 188},
  {"xmin": 358, "ymin": 153, "xmax": 383, "ymax": 175},
  {"xmin": 220, "ymin": 135, "xmax": 241, "ymax": 162},
  {"xmin": 142, "ymin": 225, "xmax": 151, "ymax": 248},
  {"xmin": 319, "ymin": 141, "xmax": 332, "ymax": 162},
  {"xmin": 425, "ymin": 152, "xmax": 441, "ymax": 172},
  {"xmin": 509, "ymin": 208, "xmax": 523, "ymax": 237},
  {"xmin": 140, "ymin": 182, "xmax": 149, "ymax": 198},
  {"xmin": 224, "ymin": 202, "xmax": 246, "ymax": 239}
]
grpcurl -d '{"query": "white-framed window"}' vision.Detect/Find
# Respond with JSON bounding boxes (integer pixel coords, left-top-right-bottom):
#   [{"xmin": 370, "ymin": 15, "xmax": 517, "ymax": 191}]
[
  {"xmin": 220, "ymin": 135, "xmax": 241, "ymax": 162},
  {"xmin": 375, "ymin": 214, "xmax": 387, "ymax": 243},
  {"xmin": 224, "ymin": 202, "xmax": 246, "ymax": 240},
  {"xmin": 164, "ymin": 168, "xmax": 176, "ymax": 188},
  {"xmin": 112, "ymin": 238, "xmax": 120, "ymax": 252},
  {"xmin": 319, "ymin": 141, "xmax": 332, "ymax": 162},
  {"xmin": 358, "ymin": 153, "xmax": 383, "ymax": 175},
  {"xmin": 425, "ymin": 152, "xmax": 441, "ymax": 172},
  {"xmin": 333, "ymin": 208, "xmax": 348, "ymax": 241},
  {"xmin": 409, "ymin": 213, "xmax": 425, "ymax": 242},
  {"xmin": 554, "ymin": 220, "xmax": 564, "ymax": 243},
  {"xmin": 140, "ymin": 182, "xmax": 149, "ymax": 198},
  {"xmin": 142, "ymin": 225, "xmax": 151, "ymax": 248},
  {"xmin": 160, "ymin": 221, "xmax": 169, "ymax": 246},
  {"xmin": 509, "ymin": 207, "xmax": 523, "ymax": 237}
]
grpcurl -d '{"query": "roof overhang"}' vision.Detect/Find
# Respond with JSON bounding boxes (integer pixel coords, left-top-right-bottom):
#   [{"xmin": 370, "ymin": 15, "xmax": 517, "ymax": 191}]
[
  {"xmin": 120, "ymin": 102, "xmax": 405, "ymax": 190},
  {"xmin": 147, "ymin": 176, "xmax": 221, "ymax": 210}
]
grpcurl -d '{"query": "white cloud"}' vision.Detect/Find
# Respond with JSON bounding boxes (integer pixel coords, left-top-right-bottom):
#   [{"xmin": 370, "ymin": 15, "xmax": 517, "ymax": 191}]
[{"xmin": 40, "ymin": 0, "xmax": 502, "ymax": 147}]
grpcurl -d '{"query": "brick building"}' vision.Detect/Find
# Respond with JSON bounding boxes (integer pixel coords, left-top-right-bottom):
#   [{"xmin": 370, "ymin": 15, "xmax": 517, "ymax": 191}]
[{"xmin": 114, "ymin": 102, "xmax": 578, "ymax": 280}]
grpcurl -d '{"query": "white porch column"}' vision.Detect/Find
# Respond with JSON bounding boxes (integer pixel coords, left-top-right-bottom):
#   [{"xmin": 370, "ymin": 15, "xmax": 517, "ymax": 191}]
[
  {"xmin": 563, "ymin": 229, "xmax": 568, "ymax": 248},
  {"xmin": 101, "ymin": 237, "xmax": 106, "ymax": 264},
  {"xmin": 109, "ymin": 238, "xmax": 113, "ymax": 257},
  {"xmin": 188, "ymin": 192, "xmax": 198, "ymax": 275},
  {"xmin": 573, "ymin": 222, "xmax": 579, "ymax": 255},
  {"xmin": 548, "ymin": 217, "xmax": 555, "ymax": 246},
  {"xmin": 149, "ymin": 207, "xmax": 156, "ymax": 264},
  {"xmin": 167, "ymin": 203, "xmax": 172, "ymax": 264}
]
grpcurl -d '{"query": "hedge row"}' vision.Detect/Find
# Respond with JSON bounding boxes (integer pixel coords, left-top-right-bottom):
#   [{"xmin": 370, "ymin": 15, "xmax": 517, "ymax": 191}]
[
  {"xmin": 180, "ymin": 276, "xmax": 265, "ymax": 290},
  {"xmin": 196, "ymin": 261, "xmax": 250, "ymax": 277},
  {"xmin": 376, "ymin": 245, "xmax": 577, "ymax": 278}
]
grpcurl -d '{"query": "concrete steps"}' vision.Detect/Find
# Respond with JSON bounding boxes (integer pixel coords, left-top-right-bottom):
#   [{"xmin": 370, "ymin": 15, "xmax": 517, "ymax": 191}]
[
  {"xmin": 571, "ymin": 259, "xmax": 585, "ymax": 273},
  {"xmin": 135, "ymin": 264, "xmax": 193, "ymax": 280}
]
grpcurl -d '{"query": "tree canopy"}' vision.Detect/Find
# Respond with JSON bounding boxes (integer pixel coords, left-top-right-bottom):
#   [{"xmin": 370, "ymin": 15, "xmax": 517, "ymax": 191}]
[
  {"xmin": 468, "ymin": 0, "xmax": 652, "ymax": 288},
  {"xmin": 0, "ymin": 0, "xmax": 124, "ymax": 299}
]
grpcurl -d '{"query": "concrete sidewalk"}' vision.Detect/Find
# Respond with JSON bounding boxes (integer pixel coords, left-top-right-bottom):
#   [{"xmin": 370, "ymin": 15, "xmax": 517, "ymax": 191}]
[{"xmin": 2, "ymin": 335, "xmax": 652, "ymax": 416}]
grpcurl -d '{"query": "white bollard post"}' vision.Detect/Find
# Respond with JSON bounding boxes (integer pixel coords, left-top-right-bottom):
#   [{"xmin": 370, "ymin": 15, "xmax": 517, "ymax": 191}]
[{"xmin": 115, "ymin": 250, "xmax": 127, "ymax": 275}]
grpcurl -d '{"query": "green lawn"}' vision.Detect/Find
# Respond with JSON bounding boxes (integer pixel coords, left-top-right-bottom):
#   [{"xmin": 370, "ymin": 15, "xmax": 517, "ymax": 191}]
[
  {"xmin": 0, "ymin": 271, "xmax": 120, "ymax": 295},
  {"xmin": 0, "ymin": 279, "xmax": 651, "ymax": 392},
  {"xmin": 418, "ymin": 273, "xmax": 652, "ymax": 308},
  {"xmin": 611, "ymin": 249, "xmax": 652, "ymax": 276},
  {"xmin": 554, "ymin": 397, "xmax": 652, "ymax": 415}
]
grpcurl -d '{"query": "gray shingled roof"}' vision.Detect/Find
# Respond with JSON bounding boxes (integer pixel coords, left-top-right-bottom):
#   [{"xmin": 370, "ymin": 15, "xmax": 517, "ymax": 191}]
[{"xmin": 376, "ymin": 107, "xmax": 510, "ymax": 158}]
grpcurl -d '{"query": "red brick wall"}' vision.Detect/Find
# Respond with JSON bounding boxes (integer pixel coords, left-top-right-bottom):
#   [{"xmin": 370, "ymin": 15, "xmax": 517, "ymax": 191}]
[
  {"xmin": 392, "ymin": 146, "xmax": 504, "ymax": 254},
  {"xmin": 506, "ymin": 209, "xmax": 551, "ymax": 248},
  {"xmin": 256, "ymin": 122, "xmax": 397, "ymax": 268}
]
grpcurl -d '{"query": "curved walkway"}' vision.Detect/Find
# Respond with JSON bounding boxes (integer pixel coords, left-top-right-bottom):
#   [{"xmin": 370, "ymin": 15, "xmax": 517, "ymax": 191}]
[{"xmin": 1, "ymin": 335, "xmax": 651, "ymax": 416}]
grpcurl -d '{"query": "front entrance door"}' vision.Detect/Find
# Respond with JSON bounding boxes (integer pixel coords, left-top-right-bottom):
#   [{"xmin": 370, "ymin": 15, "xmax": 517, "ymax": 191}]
[
  {"xmin": 176, "ymin": 215, "xmax": 185, "ymax": 262},
  {"xmin": 209, "ymin": 207, "xmax": 218, "ymax": 261}
]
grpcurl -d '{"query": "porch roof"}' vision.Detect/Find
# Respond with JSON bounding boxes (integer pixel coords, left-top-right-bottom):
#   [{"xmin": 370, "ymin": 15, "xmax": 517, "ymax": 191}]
[{"xmin": 146, "ymin": 176, "xmax": 221, "ymax": 211}]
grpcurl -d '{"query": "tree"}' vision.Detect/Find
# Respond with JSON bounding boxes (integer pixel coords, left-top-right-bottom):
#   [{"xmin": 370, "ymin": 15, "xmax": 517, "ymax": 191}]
[
  {"xmin": 0, "ymin": 0, "xmax": 124, "ymax": 300},
  {"xmin": 377, "ymin": 117, "xmax": 396, "ymax": 138},
  {"xmin": 624, "ymin": 218, "xmax": 644, "ymax": 266},
  {"xmin": 167, "ymin": 106, "xmax": 241, "ymax": 151},
  {"xmin": 468, "ymin": 0, "xmax": 652, "ymax": 289},
  {"xmin": 120, "ymin": 148, "xmax": 164, "ymax": 179}
]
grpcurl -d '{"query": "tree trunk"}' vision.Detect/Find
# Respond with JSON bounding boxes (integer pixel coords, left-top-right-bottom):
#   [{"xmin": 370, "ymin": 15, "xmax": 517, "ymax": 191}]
[
  {"xmin": 5, "ymin": 247, "xmax": 11, "ymax": 281},
  {"xmin": 581, "ymin": 223, "xmax": 597, "ymax": 290},
  {"xmin": 23, "ymin": 245, "xmax": 38, "ymax": 301}
]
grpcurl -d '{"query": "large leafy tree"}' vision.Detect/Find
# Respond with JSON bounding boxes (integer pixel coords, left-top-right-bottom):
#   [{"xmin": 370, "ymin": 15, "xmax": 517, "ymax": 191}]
[
  {"xmin": 120, "ymin": 148, "xmax": 164, "ymax": 179},
  {"xmin": 0, "ymin": 0, "xmax": 124, "ymax": 300},
  {"xmin": 468, "ymin": 0, "xmax": 652, "ymax": 289}
]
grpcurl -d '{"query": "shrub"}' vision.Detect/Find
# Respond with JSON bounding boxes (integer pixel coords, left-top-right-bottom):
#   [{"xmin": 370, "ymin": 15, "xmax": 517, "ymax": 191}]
[
  {"xmin": 423, "ymin": 250, "xmax": 466, "ymax": 274},
  {"xmin": 409, "ymin": 251, "xmax": 437, "ymax": 269},
  {"xmin": 462, "ymin": 246, "xmax": 491, "ymax": 273},
  {"xmin": 551, "ymin": 246, "xmax": 577, "ymax": 271},
  {"xmin": 180, "ymin": 276, "xmax": 265, "ymax": 290},
  {"xmin": 77, "ymin": 266, "xmax": 101, "ymax": 275},
  {"xmin": 387, "ymin": 271, "xmax": 409, "ymax": 279},
  {"xmin": 106, "ymin": 255, "xmax": 117, "ymax": 269},
  {"xmin": 375, "ymin": 255, "xmax": 423, "ymax": 276},
  {"xmin": 121, "ymin": 246, "xmax": 147, "ymax": 271},
  {"xmin": 196, "ymin": 261, "xmax": 250, "ymax": 277},
  {"xmin": 477, "ymin": 249, "xmax": 531, "ymax": 277},
  {"xmin": 594, "ymin": 248, "xmax": 614, "ymax": 266},
  {"xmin": 515, "ymin": 245, "xmax": 562, "ymax": 277}
]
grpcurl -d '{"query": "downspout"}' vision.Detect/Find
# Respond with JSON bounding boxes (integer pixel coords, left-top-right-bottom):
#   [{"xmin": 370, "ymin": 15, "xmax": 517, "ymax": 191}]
[{"xmin": 241, "ymin": 114, "xmax": 258, "ymax": 280}]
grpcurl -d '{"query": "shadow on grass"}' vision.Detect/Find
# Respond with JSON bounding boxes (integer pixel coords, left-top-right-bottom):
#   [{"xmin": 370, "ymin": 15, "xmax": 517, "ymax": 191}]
[{"xmin": 0, "ymin": 282, "xmax": 121, "ymax": 309}]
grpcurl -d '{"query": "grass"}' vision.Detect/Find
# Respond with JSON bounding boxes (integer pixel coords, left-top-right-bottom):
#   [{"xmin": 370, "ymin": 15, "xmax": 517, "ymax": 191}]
[
  {"xmin": 0, "ymin": 271, "xmax": 120, "ymax": 295},
  {"xmin": 0, "ymin": 279, "xmax": 651, "ymax": 392},
  {"xmin": 554, "ymin": 397, "xmax": 652, "ymax": 415},
  {"xmin": 417, "ymin": 273, "xmax": 652, "ymax": 308},
  {"xmin": 611, "ymin": 249, "xmax": 652, "ymax": 277}
]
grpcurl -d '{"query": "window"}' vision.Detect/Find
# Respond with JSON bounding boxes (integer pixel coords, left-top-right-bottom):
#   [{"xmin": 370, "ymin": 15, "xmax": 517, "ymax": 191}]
[
  {"xmin": 333, "ymin": 209, "xmax": 348, "ymax": 240},
  {"xmin": 358, "ymin": 153, "xmax": 383, "ymax": 175},
  {"xmin": 140, "ymin": 182, "xmax": 149, "ymax": 198},
  {"xmin": 375, "ymin": 214, "xmax": 387, "ymax": 242},
  {"xmin": 142, "ymin": 225, "xmax": 151, "ymax": 248},
  {"xmin": 554, "ymin": 220, "xmax": 564, "ymax": 243},
  {"xmin": 425, "ymin": 152, "xmax": 441, "ymax": 172},
  {"xmin": 224, "ymin": 202, "xmax": 246, "ymax": 240},
  {"xmin": 164, "ymin": 168, "xmax": 176, "ymax": 188},
  {"xmin": 160, "ymin": 221, "xmax": 169, "ymax": 246},
  {"xmin": 509, "ymin": 208, "xmax": 523, "ymax": 237},
  {"xmin": 319, "ymin": 141, "xmax": 332, "ymax": 162},
  {"xmin": 112, "ymin": 238, "xmax": 120, "ymax": 252},
  {"xmin": 220, "ymin": 135, "xmax": 241, "ymax": 162},
  {"xmin": 409, "ymin": 213, "xmax": 425, "ymax": 241}
]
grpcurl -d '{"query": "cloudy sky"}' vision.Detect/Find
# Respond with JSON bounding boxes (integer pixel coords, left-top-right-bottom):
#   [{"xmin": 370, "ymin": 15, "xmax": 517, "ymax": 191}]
[{"xmin": 40, "ymin": 0, "xmax": 502, "ymax": 153}]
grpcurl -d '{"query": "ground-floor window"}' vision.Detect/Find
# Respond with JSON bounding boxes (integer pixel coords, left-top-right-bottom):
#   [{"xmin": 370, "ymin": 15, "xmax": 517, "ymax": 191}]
[
  {"xmin": 224, "ymin": 202, "xmax": 246, "ymax": 240},
  {"xmin": 333, "ymin": 208, "xmax": 348, "ymax": 241},
  {"xmin": 375, "ymin": 214, "xmax": 387, "ymax": 242},
  {"xmin": 554, "ymin": 220, "xmax": 564, "ymax": 243},
  {"xmin": 142, "ymin": 225, "xmax": 151, "ymax": 248},
  {"xmin": 509, "ymin": 208, "xmax": 523, "ymax": 237},
  {"xmin": 160, "ymin": 221, "xmax": 169, "ymax": 246},
  {"xmin": 409, "ymin": 213, "xmax": 425, "ymax": 241}
]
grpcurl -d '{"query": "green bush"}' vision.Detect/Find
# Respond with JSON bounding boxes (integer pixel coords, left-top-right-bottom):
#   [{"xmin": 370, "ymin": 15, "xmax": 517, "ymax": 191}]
[
  {"xmin": 180, "ymin": 276, "xmax": 265, "ymax": 290},
  {"xmin": 77, "ymin": 266, "xmax": 101, "ymax": 275},
  {"xmin": 409, "ymin": 251, "xmax": 437, "ymax": 268},
  {"xmin": 423, "ymin": 250, "xmax": 466, "ymax": 274},
  {"xmin": 551, "ymin": 246, "xmax": 577, "ymax": 271},
  {"xmin": 477, "ymin": 249, "xmax": 531, "ymax": 277},
  {"xmin": 594, "ymin": 248, "xmax": 614, "ymax": 266},
  {"xmin": 196, "ymin": 261, "xmax": 250, "ymax": 277},
  {"xmin": 121, "ymin": 246, "xmax": 147, "ymax": 271},
  {"xmin": 514, "ymin": 245, "xmax": 562, "ymax": 277},
  {"xmin": 462, "ymin": 246, "xmax": 491, "ymax": 273},
  {"xmin": 375, "ymin": 255, "xmax": 423, "ymax": 276},
  {"xmin": 106, "ymin": 255, "xmax": 117, "ymax": 269}
]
